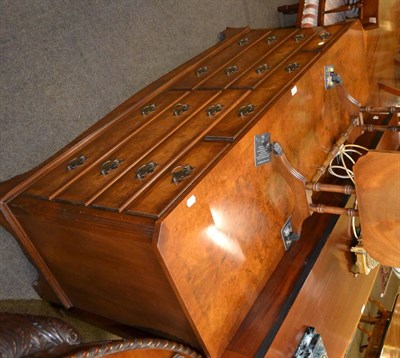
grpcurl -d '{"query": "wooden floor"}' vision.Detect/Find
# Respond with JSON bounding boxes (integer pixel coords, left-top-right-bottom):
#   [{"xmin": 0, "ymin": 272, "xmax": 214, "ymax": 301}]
[{"xmin": 365, "ymin": 0, "xmax": 400, "ymax": 106}]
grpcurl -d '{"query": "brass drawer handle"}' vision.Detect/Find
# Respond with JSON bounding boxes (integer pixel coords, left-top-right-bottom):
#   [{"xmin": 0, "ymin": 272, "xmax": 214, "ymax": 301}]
[
  {"xmin": 224, "ymin": 65, "xmax": 239, "ymax": 76},
  {"xmin": 141, "ymin": 103, "xmax": 157, "ymax": 116},
  {"xmin": 266, "ymin": 35, "xmax": 278, "ymax": 45},
  {"xmin": 238, "ymin": 37, "xmax": 249, "ymax": 46},
  {"xmin": 285, "ymin": 62, "xmax": 300, "ymax": 73},
  {"xmin": 255, "ymin": 63, "xmax": 270, "ymax": 74},
  {"xmin": 294, "ymin": 33, "xmax": 306, "ymax": 42},
  {"xmin": 238, "ymin": 104, "xmax": 256, "ymax": 118},
  {"xmin": 195, "ymin": 66, "xmax": 208, "ymax": 77},
  {"xmin": 319, "ymin": 31, "xmax": 331, "ymax": 40},
  {"xmin": 173, "ymin": 103, "xmax": 190, "ymax": 116},
  {"xmin": 136, "ymin": 161, "xmax": 158, "ymax": 180},
  {"xmin": 171, "ymin": 164, "xmax": 195, "ymax": 184},
  {"xmin": 67, "ymin": 155, "xmax": 86, "ymax": 171},
  {"xmin": 206, "ymin": 103, "xmax": 224, "ymax": 117},
  {"xmin": 100, "ymin": 159, "xmax": 121, "ymax": 176}
]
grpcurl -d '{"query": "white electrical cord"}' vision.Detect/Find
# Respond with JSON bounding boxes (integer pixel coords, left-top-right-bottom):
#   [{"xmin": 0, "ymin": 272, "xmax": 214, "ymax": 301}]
[
  {"xmin": 328, "ymin": 144, "xmax": 369, "ymax": 184},
  {"xmin": 351, "ymin": 199, "xmax": 360, "ymax": 240},
  {"xmin": 328, "ymin": 144, "xmax": 369, "ymax": 240}
]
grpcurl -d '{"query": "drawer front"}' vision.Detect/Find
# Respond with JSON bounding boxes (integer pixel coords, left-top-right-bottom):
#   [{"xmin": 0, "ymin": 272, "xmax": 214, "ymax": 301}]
[
  {"xmin": 49, "ymin": 90, "xmax": 223, "ymax": 205},
  {"xmin": 90, "ymin": 90, "xmax": 249, "ymax": 211},
  {"xmin": 206, "ymin": 51, "xmax": 320, "ymax": 141},
  {"xmin": 299, "ymin": 23, "xmax": 352, "ymax": 52},
  {"xmin": 27, "ymin": 90, "xmax": 187, "ymax": 199},
  {"xmin": 197, "ymin": 28, "xmax": 299, "ymax": 90},
  {"xmin": 230, "ymin": 27, "xmax": 319, "ymax": 89},
  {"xmin": 126, "ymin": 141, "xmax": 230, "ymax": 218},
  {"xmin": 169, "ymin": 29, "xmax": 271, "ymax": 90}
]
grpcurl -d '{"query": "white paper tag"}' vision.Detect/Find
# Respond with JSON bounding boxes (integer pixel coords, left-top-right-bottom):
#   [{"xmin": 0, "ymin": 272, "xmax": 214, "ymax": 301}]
[{"xmin": 186, "ymin": 195, "xmax": 196, "ymax": 208}]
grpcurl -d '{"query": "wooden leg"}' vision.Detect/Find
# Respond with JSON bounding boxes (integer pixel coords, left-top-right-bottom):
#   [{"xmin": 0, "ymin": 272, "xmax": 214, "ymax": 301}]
[
  {"xmin": 358, "ymin": 323, "xmax": 372, "ymax": 338},
  {"xmin": 324, "ymin": 1, "xmax": 363, "ymax": 14},
  {"xmin": 378, "ymin": 81, "xmax": 400, "ymax": 97}
]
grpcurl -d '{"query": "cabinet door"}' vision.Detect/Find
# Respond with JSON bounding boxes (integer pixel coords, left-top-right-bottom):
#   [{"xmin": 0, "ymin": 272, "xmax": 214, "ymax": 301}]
[
  {"xmin": 91, "ymin": 90, "xmax": 249, "ymax": 211},
  {"xmin": 27, "ymin": 90, "xmax": 187, "ymax": 199},
  {"xmin": 169, "ymin": 30, "xmax": 271, "ymax": 90}
]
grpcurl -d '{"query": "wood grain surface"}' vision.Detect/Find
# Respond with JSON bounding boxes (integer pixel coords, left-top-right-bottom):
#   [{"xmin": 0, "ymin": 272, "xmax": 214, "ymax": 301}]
[
  {"xmin": 354, "ymin": 151, "xmax": 400, "ymax": 267},
  {"xmin": 265, "ymin": 196, "xmax": 379, "ymax": 357},
  {"xmin": 223, "ymin": 21, "xmax": 374, "ymax": 358}
]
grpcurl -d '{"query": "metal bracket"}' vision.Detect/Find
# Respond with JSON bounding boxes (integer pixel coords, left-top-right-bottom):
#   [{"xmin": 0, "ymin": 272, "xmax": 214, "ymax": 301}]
[
  {"xmin": 100, "ymin": 159, "xmax": 121, "ymax": 176},
  {"xmin": 294, "ymin": 33, "xmax": 306, "ymax": 42},
  {"xmin": 171, "ymin": 164, "xmax": 194, "ymax": 184},
  {"xmin": 206, "ymin": 103, "xmax": 224, "ymax": 117},
  {"xmin": 141, "ymin": 103, "xmax": 157, "ymax": 116},
  {"xmin": 255, "ymin": 63, "xmax": 270, "ymax": 74},
  {"xmin": 238, "ymin": 104, "xmax": 255, "ymax": 117},
  {"xmin": 281, "ymin": 216, "xmax": 300, "ymax": 251},
  {"xmin": 224, "ymin": 65, "xmax": 239, "ymax": 76},
  {"xmin": 173, "ymin": 103, "xmax": 190, "ymax": 116},
  {"xmin": 238, "ymin": 37, "xmax": 249, "ymax": 46},
  {"xmin": 254, "ymin": 133, "xmax": 271, "ymax": 166},
  {"xmin": 195, "ymin": 66, "xmax": 208, "ymax": 77},
  {"xmin": 319, "ymin": 31, "xmax": 331, "ymax": 40},
  {"xmin": 136, "ymin": 161, "xmax": 158, "ymax": 180},
  {"xmin": 67, "ymin": 155, "xmax": 86, "ymax": 172},
  {"xmin": 285, "ymin": 62, "xmax": 300, "ymax": 73},
  {"xmin": 266, "ymin": 35, "xmax": 278, "ymax": 45},
  {"xmin": 324, "ymin": 64, "xmax": 342, "ymax": 89}
]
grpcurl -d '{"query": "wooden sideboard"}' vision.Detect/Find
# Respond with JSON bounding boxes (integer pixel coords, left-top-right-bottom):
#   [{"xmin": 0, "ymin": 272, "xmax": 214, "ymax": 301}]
[{"xmin": 0, "ymin": 20, "xmax": 385, "ymax": 357}]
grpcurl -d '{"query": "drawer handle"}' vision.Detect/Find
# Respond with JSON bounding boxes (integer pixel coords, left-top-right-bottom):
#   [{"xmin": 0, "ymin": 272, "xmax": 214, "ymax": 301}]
[
  {"xmin": 195, "ymin": 66, "xmax": 208, "ymax": 77},
  {"xmin": 224, "ymin": 65, "xmax": 239, "ymax": 76},
  {"xmin": 266, "ymin": 35, "xmax": 278, "ymax": 45},
  {"xmin": 238, "ymin": 104, "xmax": 256, "ymax": 118},
  {"xmin": 173, "ymin": 103, "xmax": 190, "ymax": 116},
  {"xmin": 206, "ymin": 103, "xmax": 224, "ymax": 117},
  {"xmin": 285, "ymin": 62, "xmax": 300, "ymax": 73},
  {"xmin": 294, "ymin": 33, "xmax": 306, "ymax": 42},
  {"xmin": 67, "ymin": 155, "xmax": 86, "ymax": 171},
  {"xmin": 100, "ymin": 159, "xmax": 121, "ymax": 176},
  {"xmin": 136, "ymin": 161, "xmax": 158, "ymax": 180},
  {"xmin": 171, "ymin": 164, "xmax": 195, "ymax": 184},
  {"xmin": 319, "ymin": 31, "xmax": 331, "ymax": 40},
  {"xmin": 255, "ymin": 63, "xmax": 270, "ymax": 74},
  {"xmin": 141, "ymin": 103, "xmax": 157, "ymax": 116},
  {"xmin": 238, "ymin": 37, "xmax": 249, "ymax": 46}
]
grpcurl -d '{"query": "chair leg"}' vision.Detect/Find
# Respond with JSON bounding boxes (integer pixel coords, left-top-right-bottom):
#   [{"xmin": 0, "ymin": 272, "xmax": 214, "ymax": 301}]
[
  {"xmin": 324, "ymin": 1, "xmax": 363, "ymax": 14},
  {"xmin": 378, "ymin": 81, "xmax": 400, "ymax": 97}
]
